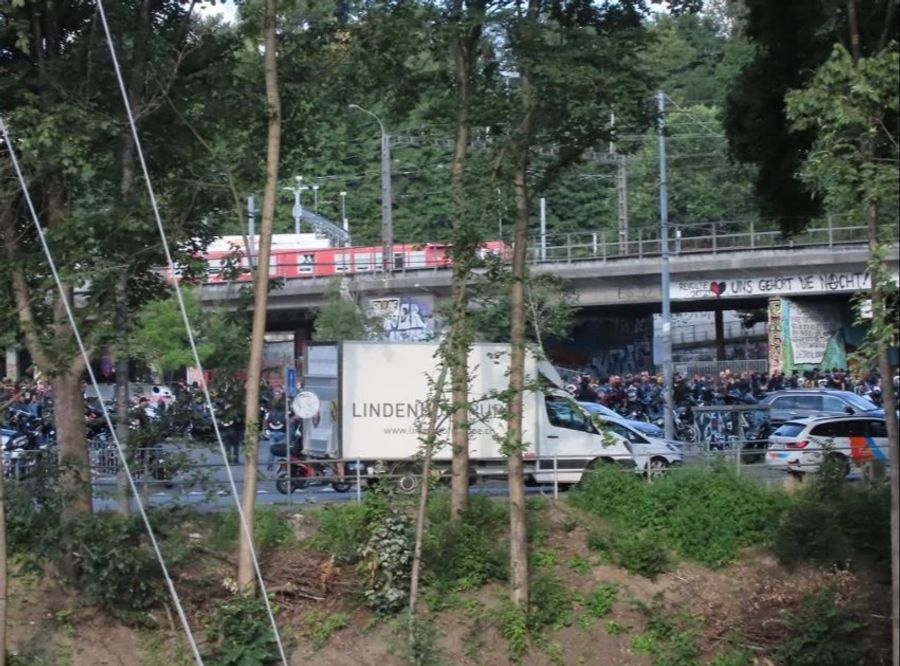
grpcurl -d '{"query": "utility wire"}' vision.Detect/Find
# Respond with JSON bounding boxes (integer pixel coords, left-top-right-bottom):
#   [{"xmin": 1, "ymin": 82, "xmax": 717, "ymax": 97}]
[
  {"xmin": 0, "ymin": 115, "xmax": 204, "ymax": 666},
  {"xmin": 93, "ymin": 2, "xmax": 288, "ymax": 663}
]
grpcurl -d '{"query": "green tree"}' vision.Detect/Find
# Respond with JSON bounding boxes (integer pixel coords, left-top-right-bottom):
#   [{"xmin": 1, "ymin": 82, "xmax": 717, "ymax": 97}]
[
  {"xmin": 131, "ymin": 290, "xmax": 248, "ymax": 381},
  {"xmin": 723, "ymin": 0, "xmax": 898, "ymax": 230},
  {"xmin": 312, "ymin": 280, "xmax": 373, "ymax": 341},
  {"xmin": 0, "ymin": 1, "xmax": 232, "ymax": 542},
  {"xmin": 785, "ymin": 39, "xmax": 899, "ymax": 665}
]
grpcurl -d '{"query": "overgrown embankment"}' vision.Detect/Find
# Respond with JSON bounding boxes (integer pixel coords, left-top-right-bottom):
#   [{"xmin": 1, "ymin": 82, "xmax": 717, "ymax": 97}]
[{"xmin": 4, "ymin": 463, "xmax": 893, "ymax": 665}]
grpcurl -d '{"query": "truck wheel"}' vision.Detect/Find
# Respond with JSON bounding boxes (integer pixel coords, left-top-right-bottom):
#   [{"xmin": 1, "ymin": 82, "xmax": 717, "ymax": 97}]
[
  {"xmin": 646, "ymin": 457, "xmax": 670, "ymax": 481},
  {"xmin": 391, "ymin": 463, "xmax": 420, "ymax": 495}
]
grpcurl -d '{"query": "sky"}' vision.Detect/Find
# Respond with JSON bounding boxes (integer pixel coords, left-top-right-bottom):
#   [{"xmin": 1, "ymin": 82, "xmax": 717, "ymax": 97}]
[{"xmin": 197, "ymin": 0, "xmax": 238, "ymax": 24}]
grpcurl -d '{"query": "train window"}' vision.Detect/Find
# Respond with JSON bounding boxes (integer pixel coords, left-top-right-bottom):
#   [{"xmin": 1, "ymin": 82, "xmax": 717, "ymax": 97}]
[
  {"xmin": 334, "ymin": 254, "xmax": 350, "ymax": 272},
  {"xmin": 393, "ymin": 253, "xmax": 405, "ymax": 270},
  {"xmin": 408, "ymin": 251, "xmax": 426, "ymax": 269},
  {"xmin": 297, "ymin": 253, "xmax": 315, "ymax": 274},
  {"xmin": 354, "ymin": 253, "xmax": 372, "ymax": 272},
  {"xmin": 207, "ymin": 258, "xmax": 222, "ymax": 274}
]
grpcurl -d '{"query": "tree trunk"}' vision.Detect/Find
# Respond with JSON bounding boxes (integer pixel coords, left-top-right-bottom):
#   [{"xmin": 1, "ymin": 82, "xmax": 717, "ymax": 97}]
[
  {"xmin": 448, "ymin": 2, "xmax": 486, "ymax": 522},
  {"xmin": 112, "ymin": 0, "xmax": 153, "ymax": 517},
  {"xmin": 53, "ymin": 367, "xmax": 92, "ymax": 576},
  {"xmin": 238, "ymin": 0, "xmax": 281, "ymax": 591},
  {"xmin": 114, "ymin": 276, "xmax": 131, "ymax": 515},
  {"xmin": 449, "ymin": 106, "xmax": 472, "ymax": 522},
  {"xmin": 409, "ymin": 362, "xmax": 450, "ymax": 618},
  {"xmin": 0, "ymin": 453, "xmax": 7, "ymax": 666},
  {"xmin": 507, "ymin": 155, "xmax": 530, "ymax": 609},
  {"xmin": 865, "ymin": 200, "xmax": 900, "ymax": 666}
]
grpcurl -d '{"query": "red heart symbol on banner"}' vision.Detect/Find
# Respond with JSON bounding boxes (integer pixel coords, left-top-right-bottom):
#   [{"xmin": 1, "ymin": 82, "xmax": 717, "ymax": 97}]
[{"xmin": 710, "ymin": 281, "xmax": 726, "ymax": 297}]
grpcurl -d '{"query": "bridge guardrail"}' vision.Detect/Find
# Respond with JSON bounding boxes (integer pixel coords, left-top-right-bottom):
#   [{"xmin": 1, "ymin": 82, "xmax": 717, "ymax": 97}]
[{"xmin": 533, "ymin": 221, "xmax": 890, "ymax": 264}]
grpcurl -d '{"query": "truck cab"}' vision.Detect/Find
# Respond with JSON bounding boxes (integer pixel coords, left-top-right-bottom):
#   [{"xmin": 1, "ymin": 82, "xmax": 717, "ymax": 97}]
[{"xmin": 528, "ymin": 393, "xmax": 636, "ymax": 485}]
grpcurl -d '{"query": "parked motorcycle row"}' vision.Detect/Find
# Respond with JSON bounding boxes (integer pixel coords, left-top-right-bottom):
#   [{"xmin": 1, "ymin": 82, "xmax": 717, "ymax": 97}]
[{"xmin": 1, "ymin": 404, "xmax": 56, "ymax": 480}]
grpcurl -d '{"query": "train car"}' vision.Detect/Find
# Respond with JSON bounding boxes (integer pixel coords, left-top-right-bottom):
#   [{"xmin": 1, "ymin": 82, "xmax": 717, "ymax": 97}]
[{"xmin": 201, "ymin": 238, "xmax": 507, "ymax": 283}]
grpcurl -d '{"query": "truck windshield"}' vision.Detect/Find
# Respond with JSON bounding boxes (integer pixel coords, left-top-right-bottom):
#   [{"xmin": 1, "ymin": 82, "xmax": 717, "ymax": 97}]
[{"xmin": 546, "ymin": 396, "xmax": 595, "ymax": 433}]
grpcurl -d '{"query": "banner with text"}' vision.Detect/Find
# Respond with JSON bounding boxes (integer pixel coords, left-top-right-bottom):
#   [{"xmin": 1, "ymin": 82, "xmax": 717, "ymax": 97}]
[{"xmin": 670, "ymin": 270, "xmax": 883, "ymax": 301}]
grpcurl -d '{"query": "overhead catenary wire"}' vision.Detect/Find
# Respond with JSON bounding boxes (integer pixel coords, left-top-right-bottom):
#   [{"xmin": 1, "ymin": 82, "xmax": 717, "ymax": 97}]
[
  {"xmin": 92, "ymin": 2, "xmax": 289, "ymax": 664},
  {"xmin": 0, "ymin": 115, "xmax": 205, "ymax": 666}
]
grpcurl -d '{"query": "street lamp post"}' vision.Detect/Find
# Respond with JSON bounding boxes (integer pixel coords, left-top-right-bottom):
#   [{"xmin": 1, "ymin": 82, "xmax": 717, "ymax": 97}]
[
  {"xmin": 312, "ymin": 184, "xmax": 320, "ymax": 215},
  {"xmin": 349, "ymin": 103, "xmax": 393, "ymax": 273}
]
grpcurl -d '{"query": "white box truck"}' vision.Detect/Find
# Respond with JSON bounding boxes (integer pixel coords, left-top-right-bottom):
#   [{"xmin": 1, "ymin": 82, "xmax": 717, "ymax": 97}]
[{"xmin": 301, "ymin": 341, "xmax": 635, "ymax": 489}]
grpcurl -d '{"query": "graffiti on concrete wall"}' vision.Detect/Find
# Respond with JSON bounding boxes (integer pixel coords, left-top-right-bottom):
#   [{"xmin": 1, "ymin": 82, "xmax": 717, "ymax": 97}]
[
  {"xmin": 768, "ymin": 297, "xmax": 783, "ymax": 374},
  {"xmin": 367, "ymin": 295, "xmax": 436, "ymax": 342},
  {"xmin": 588, "ymin": 316, "xmax": 653, "ymax": 376}
]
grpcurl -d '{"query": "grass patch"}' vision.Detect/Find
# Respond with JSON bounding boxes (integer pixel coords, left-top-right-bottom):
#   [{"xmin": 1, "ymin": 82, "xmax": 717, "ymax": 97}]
[
  {"xmin": 208, "ymin": 506, "xmax": 295, "ymax": 554},
  {"xmin": 303, "ymin": 610, "xmax": 349, "ymax": 650}
]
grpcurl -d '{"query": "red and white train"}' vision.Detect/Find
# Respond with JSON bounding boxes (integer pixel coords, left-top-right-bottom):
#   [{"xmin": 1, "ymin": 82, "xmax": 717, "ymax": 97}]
[{"xmin": 201, "ymin": 234, "xmax": 506, "ymax": 283}]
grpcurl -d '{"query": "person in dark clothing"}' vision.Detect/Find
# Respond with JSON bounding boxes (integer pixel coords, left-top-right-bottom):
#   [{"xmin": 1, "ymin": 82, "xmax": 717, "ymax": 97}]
[{"xmin": 218, "ymin": 386, "xmax": 245, "ymax": 464}]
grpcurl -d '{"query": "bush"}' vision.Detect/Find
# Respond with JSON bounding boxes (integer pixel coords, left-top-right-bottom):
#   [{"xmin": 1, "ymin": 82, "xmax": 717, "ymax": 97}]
[
  {"xmin": 527, "ymin": 573, "xmax": 573, "ymax": 631},
  {"xmin": 613, "ymin": 531, "xmax": 670, "ymax": 579},
  {"xmin": 207, "ymin": 593, "xmax": 281, "ymax": 665},
  {"xmin": 360, "ymin": 508, "xmax": 414, "ymax": 615},
  {"xmin": 5, "ymin": 465, "xmax": 62, "ymax": 564},
  {"xmin": 583, "ymin": 583, "xmax": 619, "ymax": 618},
  {"xmin": 70, "ymin": 514, "xmax": 163, "ymax": 621},
  {"xmin": 773, "ymin": 478, "xmax": 891, "ymax": 571},
  {"xmin": 423, "ymin": 495, "xmax": 508, "ymax": 592},
  {"xmin": 210, "ymin": 506, "xmax": 294, "ymax": 554},
  {"xmin": 771, "ymin": 587, "xmax": 868, "ymax": 666},
  {"xmin": 571, "ymin": 465, "xmax": 784, "ymax": 568},
  {"xmin": 306, "ymin": 502, "xmax": 371, "ymax": 562},
  {"xmin": 303, "ymin": 610, "xmax": 348, "ymax": 650}
]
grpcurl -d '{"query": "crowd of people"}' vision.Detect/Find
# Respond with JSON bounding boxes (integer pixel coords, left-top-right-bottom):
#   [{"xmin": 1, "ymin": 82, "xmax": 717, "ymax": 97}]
[{"xmin": 565, "ymin": 366, "xmax": 898, "ymax": 415}]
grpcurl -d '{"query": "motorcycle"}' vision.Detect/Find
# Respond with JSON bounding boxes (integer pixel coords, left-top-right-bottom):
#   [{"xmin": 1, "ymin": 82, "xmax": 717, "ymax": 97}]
[
  {"xmin": 271, "ymin": 437, "xmax": 351, "ymax": 494},
  {"xmin": 2, "ymin": 410, "xmax": 52, "ymax": 480},
  {"xmin": 673, "ymin": 404, "xmax": 700, "ymax": 444}
]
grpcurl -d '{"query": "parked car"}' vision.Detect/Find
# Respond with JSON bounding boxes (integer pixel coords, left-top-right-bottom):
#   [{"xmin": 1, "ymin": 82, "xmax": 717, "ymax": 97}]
[
  {"xmin": 760, "ymin": 389, "xmax": 883, "ymax": 427},
  {"xmin": 766, "ymin": 415, "xmax": 889, "ymax": 477},
  {"xmin": 586, "ymin": 414, "xmax": 683, "ymax": 477},
  {"xmin": 579, "ymin": 401, "xmax": 665, "ymax": 439}
]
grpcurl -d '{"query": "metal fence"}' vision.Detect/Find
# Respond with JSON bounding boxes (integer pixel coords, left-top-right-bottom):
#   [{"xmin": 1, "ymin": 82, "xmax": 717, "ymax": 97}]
[
  {"xmin": 5, "ymin": 400, "xmax": 886, "ymax": 511},
  {"xmin": 673, "ymin": 359, "xmax": 769, "ymax": 377},
  {"xmin": 530, "ymin": 218, "xmax": 890, "ymax": 265}
]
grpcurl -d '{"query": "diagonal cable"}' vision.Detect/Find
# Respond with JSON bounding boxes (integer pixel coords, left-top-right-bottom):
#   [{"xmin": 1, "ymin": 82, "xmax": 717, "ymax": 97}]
[
  {"xmin": 92, "ymin": 3, "xmax": 288, "ymax": 662},
  {"xmin": 0, "ymin": 115, "xmax": 204, "ymax": 666}
]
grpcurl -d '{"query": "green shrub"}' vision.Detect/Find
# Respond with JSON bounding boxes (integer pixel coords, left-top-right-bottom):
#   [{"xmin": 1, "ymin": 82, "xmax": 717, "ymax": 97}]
[
  {"xmin": 70, "ymin": 514, "xmax": 162, "ymax": 621},
  {"xmin": 771, "ymin": 587, "xmax": 868, "ymax": 666},
  {"xmin": 210, "ymin": 506, "xmax": 294, "ymax": 554},
  {"xmin": 773, "ymin": 480, "xmax": 891, "ymax": 571},
  {"xmin": 772, "ymin": 499, "xmax": 851, "ymax": 568},
  {"xmin": 632, "ymin": 600, "xmax": 701, "ymax": 666},
  {"xmin": 307, "ymin": 503, "xmax": 370, "ymax": 562},
  {"xmin": 303, "ymin": 610, "xmax": 348, "ymax": 650},
  {"xmin": 422, "ymin": 494, "xmax": 507, "ymax": 592},
  {"xmin": 613, "ymin": 531, "xmax": 670, "ymax": 578},
  {"xmin": 207, "ymin": 593, "xmax": 281, "ymax": 665},
  {"xmin": 5, "ymin": 465, "xmax": 62, "ymax": 564},
  {"xmin": 571, "ymin": 465, "xmax": 784, "ymax": 568},
  {"xmin": 400, "ymin": 615, "xmax": 444, "ymax": 666},
  {"xmin": 583, "ymin": 583, "xmax": 619, "ymax": 618},
  {"xmin": 499, "ymin": 602, "xmax": 528, "ymax": 661},
  {"xmin": 585, "ymin": 529, "xmax": 614, "ymax": 557},
  {"xmin": 360, "ymin": 508, "xmax": 414, "ymax": 615},
  {"xmin": 527, "ymin": 573, "xmax": 573, "ymax": 631}
]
